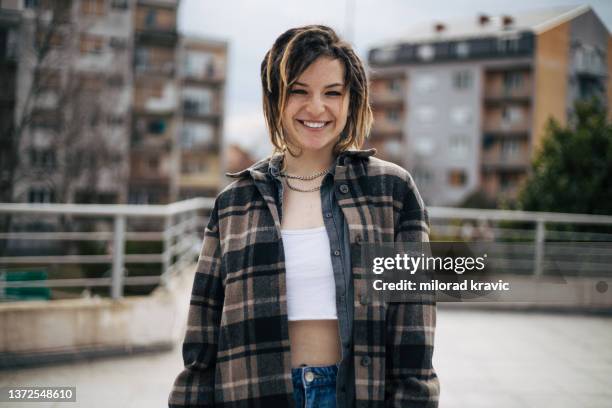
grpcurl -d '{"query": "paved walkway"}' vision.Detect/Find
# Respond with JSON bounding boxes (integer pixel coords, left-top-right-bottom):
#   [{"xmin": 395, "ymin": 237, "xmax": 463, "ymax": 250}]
[{"xmin": 2, "ymin": 308, "xmax": 611, "ymax": 407}]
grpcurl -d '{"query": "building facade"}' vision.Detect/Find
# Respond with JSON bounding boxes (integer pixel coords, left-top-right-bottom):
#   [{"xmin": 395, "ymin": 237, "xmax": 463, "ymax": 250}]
[
  {"xmin": 1, "ymin": 0, "xmax": 226, "ymax": 205},
  {"xmin": 177, "ymin": 35, "xmax": 227, "ymax": 199},
  {"xmin": 368, "ymin": 5, "xmax": 612, "ymax": 206}
]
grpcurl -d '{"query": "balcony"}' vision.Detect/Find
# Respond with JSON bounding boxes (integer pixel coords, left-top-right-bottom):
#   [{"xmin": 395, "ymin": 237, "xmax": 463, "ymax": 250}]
[
  {"xmin": 135, "ymin": 28, "xmax": 178, "ymax": 47},
  {"xmin": 370, "ymin": 91, "xmax": 404, "ymax": 108},
  {"xmin": 481, "ymin": 150, "xmax": 530, "ymax": 171},
  {"xmin": 135, "ymin": 62, "xmax": 175, "ymax": 77},
  {"xmin": 484, "ymin": 87, "xmax": 532, "ymax": 105},
  {"xmin": 483, "ymin": 116, "xmax": 531, "ymax": 135},
  {"xmin": 133, "ymin": 82, "xmax": 178, "ymax": 114}
]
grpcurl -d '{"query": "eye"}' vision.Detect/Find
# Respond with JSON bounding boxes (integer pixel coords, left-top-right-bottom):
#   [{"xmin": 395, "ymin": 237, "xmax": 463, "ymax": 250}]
[
  {"xmin": 326, "ymin": 91, "xmax": 342, "ymax": 96},
  {"xmin": 289, "ymin": 89, "xmax": 306, "ymax": 94}
]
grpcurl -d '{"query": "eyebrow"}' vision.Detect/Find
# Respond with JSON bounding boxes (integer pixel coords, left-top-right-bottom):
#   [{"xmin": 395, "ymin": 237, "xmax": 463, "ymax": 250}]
[{"xmin": 293, "ymin": 82, "xmax": 344, "ymax": 89}]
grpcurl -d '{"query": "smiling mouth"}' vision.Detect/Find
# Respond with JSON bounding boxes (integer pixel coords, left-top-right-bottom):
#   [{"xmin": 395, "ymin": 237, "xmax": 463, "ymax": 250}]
[{"xmin": 297, "ymin": 120, "xmax": 332, "ymax": 129}]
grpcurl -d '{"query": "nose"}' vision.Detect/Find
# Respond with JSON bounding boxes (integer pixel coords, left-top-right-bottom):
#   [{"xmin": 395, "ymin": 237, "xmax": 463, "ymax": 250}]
[{"xmin": 305, "ymin": 94, "xmax": 325, "ymax": 116}]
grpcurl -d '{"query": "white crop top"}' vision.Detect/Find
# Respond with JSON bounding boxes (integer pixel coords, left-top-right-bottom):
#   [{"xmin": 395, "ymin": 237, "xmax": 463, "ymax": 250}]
[{"xmin": 281, "ymin": 226, "xmax": 337, "ymax": 321}]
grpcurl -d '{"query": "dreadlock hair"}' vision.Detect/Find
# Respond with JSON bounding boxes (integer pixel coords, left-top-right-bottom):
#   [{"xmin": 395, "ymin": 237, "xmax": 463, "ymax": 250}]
[{"xmin": 261, "ymin": 25, "xmax": 373, "ymax": 157}]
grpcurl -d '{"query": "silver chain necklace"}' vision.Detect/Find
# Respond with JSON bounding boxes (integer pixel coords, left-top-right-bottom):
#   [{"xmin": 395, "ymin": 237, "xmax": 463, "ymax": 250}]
[
  {"xmin": 284, "ymin": 177, "xmax": 323, "ymax": 192},
  {"xmin": 279, "ymin": 167, "xmax": 330, "ymax": 180},
  {"xmin": 279, "ymin": 157, "xmax": 333, "ymax": 192}
]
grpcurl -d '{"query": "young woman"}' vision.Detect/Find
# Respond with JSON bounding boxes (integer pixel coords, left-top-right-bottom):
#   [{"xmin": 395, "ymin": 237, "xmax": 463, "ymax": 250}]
[{"xmin": 169, "ymin": 25, "xmax": 439, "ymax": 408}]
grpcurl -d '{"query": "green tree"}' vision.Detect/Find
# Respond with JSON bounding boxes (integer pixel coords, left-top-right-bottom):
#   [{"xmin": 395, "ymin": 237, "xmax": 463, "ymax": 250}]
[{"xmin": 518, "ymin": 98, "xmax": 612, "ymax": 215}]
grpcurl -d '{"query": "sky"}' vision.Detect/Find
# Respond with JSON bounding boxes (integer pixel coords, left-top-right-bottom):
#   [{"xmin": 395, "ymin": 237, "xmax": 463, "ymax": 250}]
[{"xmin": 178, "ymin": 0, "xmax": 612, "ymax": 158}]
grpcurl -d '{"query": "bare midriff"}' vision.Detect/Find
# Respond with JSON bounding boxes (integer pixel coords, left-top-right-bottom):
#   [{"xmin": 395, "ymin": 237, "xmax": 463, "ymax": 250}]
[{"xmin": 289, "ymin": 320, "xmax": 342, "ymax": 368}]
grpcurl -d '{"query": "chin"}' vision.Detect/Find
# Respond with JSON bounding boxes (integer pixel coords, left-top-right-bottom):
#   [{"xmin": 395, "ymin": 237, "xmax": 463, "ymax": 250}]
[{"xmin": 294, "ymin": 138, "xmax": 335, "ymax": 154}]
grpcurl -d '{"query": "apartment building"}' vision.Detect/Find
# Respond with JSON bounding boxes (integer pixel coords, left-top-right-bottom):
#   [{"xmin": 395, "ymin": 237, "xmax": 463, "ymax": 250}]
[
  {"xmin": 128, "ymin": 0, "xmax": 180, "ymax": 204},
  {"xmin": 177, "ymin": 35, "xmax": 227, "ymax": 199},
  {"xmin": 1, "ymin": 0, "xmax": 226, "ymax": 205},
  {"xmin": 3, "ymin": 0, "xmax": 133, "ymax": 205},
  {"xmin": 367, "ymin": 5, "xmax": 612, "ymax": 206}
]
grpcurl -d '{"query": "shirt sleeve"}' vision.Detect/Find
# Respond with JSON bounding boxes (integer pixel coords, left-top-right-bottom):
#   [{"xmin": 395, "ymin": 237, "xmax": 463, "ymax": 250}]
[
  {"xmin": 385, "ymin": 177, "xmax": 440, "ymax": 407},
  {"xmin": 169, "ymin": 199, "xmax": 224, "ymax": 408}
]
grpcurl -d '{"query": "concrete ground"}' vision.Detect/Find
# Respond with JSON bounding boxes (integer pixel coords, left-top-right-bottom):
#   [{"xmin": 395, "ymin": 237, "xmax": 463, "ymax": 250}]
[{"xmin": 1, "ymin": 308, "xmax": 611, "ymax": 408}]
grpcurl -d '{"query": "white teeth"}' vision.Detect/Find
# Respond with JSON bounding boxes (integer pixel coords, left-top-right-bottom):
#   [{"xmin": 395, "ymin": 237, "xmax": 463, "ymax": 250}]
[{"xmin": 302, "ymin": 121, "xmax": 327, "ymax": 128}]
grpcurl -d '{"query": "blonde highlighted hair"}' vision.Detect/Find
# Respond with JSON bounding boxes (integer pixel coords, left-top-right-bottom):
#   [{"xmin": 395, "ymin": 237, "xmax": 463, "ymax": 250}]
[{"xmin": 261, "ymin": 25, "xmax": 373, "ymax": 156}]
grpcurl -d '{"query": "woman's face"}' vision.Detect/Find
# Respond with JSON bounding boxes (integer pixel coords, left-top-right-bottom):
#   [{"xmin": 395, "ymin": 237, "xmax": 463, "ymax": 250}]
[{"xmin": 282, "ymin": 56, "xmax": 350, "ymax": 156}]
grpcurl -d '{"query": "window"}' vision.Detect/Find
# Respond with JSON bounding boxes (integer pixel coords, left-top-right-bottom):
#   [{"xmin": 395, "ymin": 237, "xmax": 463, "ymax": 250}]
[
  {"xmin": 181, "ymin": 123, "xmax": 214, "ymax": 148},
  {"xmin": 111, "ymin": 0, "xmax": 128, "ymax": 9},
  {"xmin": 145, "ymin": 9, "xmax": 157, "ymax": 28},
  {"xmin": 450, "ymin": 106, "xmax": 472, "ymax": 125},
  {"xmin": 453, "ymin": 70, "xmax": 473, "ymax": 90},
  {"xmin": 417, "ymin": 44, "xmax": 435, "ymax": 61},
  {"xmin": 135, "ymin": 47, "xmax": 149, "ymax": 71},
  {"xmin": 182, "ymin": 158, "xmax": 209, "ymax": 173},
  {"xmin": 147, "ymin": 119, "xmax": 166, "ymax": 134},
  {"xmin": 501, "ymin": 140, "xmax": 520, "ymax": 157},
  {"xmin": 109, "ymin": 37, "xmax": 127, "ymax": 50},
  {"xmin": 35, "ymin": 30, "xmax": 65, "ymax": 50},
  {"xmin": 25, "ymin": 0, "xmax": 40, "ymax": 8},
  {"xmin": 107, "ymin": 115, "xmax": 125, "ymax": 126},
  {"xmin": 386, "ymin": 109, "xmax": 400, "ymax": 122},
  {"xmin": 182, "ymin": 87, "xmax": 213, "ymax": 116},
  {"xmin": 498, "ymin": 36, "xmax": 520, "ymax": 53},
  {"xmin": 183, "ymin": 51, "xmax": 216, "ymax": 79},
  {"xmin": 414, "ymin": 136, "xmax": 435, "ymax": 156},
  {"xmin": 30, "ymin": 110, "xmax": 59, "ymax": 130},
  {"xmin": 37, "ymin": 69, "xmax": 61, "ymax": 90},
  {"xmin": 415, "ymin": 105, "xmax": 436, "ymax": 123},
  {"xmin": 503, "ymin": 71, "xmax": 523, "ymax": 91},
  {"xmin": 501, "ymin": 106, "xmax": 523, "ymax": 124},
  {"xmin": 1, "ymin": 28, "xmax": 18, "ymax": 59},
  {"xmin": 78, "ymin": 74, "xmax": 103, "ymax": 92},
  {"xmin": 79, "ymin": 34, "xmax": 105, "ymax": 54},
  {"xmin": 414, "ymin": 74, "xmax": 438, "ymax": 93},
  {"xmin": 456, "ymin": 42, "xmax": 470, "ymax": 58},
  {"xmin": 372, "ymin": 45, "xmax": 398, "ymax": 63},
  {"xmin": 383, "ymin": 140, "xmax": 403, "ymax": 160},
  {"xmin": 448, "ymin": 170, "xmax": 467, "ymax": 187},
  {"xmin": 413, "ymin": 168, "xmax": 434, "ymax": 186},
  {"xmin": 29, "ymin": 148, "xmax": 57, "ymax": 169},
  {"xmin": 28, "ymin": 187, "xmax": 55, "ymax": 203},
  {"xmin": 81, "ymin": 0, "xmax": 106, "ymax": 16},
  {"xmin": 388, "ymin": 79, "xmax": 402, "ymax": 93},
  {"xmin": 106, "ymin": 74, "xmax": 124, "ymax": 87},
  {"xmin": 148, "ymin": 157, "xmax": 159, "ymax": 170},
  {"xmin": 449, "ymin": 135, "xmax": 469, "ymax": 158}
]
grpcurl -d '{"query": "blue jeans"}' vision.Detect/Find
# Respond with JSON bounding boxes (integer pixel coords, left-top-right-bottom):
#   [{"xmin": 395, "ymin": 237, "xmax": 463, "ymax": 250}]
[{"xmin": 292, "ymin": 363, "xmax": 340, "ymax": 408}]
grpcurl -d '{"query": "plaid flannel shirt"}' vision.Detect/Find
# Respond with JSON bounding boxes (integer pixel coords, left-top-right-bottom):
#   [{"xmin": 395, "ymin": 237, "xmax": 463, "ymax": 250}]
[{"xmin": 169, "ymin": 148, "xmax": 439, "ymax": 408}]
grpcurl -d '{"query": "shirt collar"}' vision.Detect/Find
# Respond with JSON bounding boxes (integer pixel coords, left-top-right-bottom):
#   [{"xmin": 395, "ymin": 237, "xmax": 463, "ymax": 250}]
[{"xmin": 225, "ymin": 148, "xmax": 377, "ymax": 180}]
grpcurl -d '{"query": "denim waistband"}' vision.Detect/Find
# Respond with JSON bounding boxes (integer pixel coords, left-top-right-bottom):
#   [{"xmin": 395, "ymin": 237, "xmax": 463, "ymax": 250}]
[{"xmin": 291, "ymin": 363, "xmax": 340, "ymax": 388}]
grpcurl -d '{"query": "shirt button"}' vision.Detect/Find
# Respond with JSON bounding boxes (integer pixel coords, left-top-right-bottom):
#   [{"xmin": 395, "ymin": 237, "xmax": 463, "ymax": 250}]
[
  {"xmin": 325, "ymin": 212, "xmax": 332, "ymax": 218},
  {"xmin": 339, "ymin": 184, "xmax": 349, "ymax": 194},
  {"xmin": 304, "ymin": 371, "xmax": 315, "ymax": 382},
  {"xmin": 333, "ymin": 250, "xmax": 341, "ymax": 256},
  {"xmin": 361, "ymin": 356, "xmax": 372, "ymax": 366}
]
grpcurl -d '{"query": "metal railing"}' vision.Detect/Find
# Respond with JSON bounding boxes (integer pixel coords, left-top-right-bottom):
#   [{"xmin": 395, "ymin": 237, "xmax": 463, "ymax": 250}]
[
  {"xmin": 0, "ymin": 201, "xmax": 611, "ymax": 301},
  {"xmin": 428, "ymin": 207, "xmax": 612, "ymax": 277},
  {"xmin": 0, "ymin": 198, "xmax": 214, "ymax": 300}
]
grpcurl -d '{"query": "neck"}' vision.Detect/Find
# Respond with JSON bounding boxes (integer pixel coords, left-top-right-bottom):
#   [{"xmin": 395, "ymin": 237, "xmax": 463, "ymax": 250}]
[{"xmin": 282, "ymin": 148, "xmax": 335, "ymax": 177}]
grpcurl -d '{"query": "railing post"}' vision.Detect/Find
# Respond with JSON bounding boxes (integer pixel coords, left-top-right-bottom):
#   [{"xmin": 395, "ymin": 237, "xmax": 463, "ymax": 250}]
[
  {"xmin": 161, "ymin": 213, "xmax": 173, "ymax": 287},
  {"xmin": 534, "ymin": 219, "xmax": 546, "ymax": 276},
  {"xmin": 111, "ymin": 214, "xmax": 126, "ymax": 299}
]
